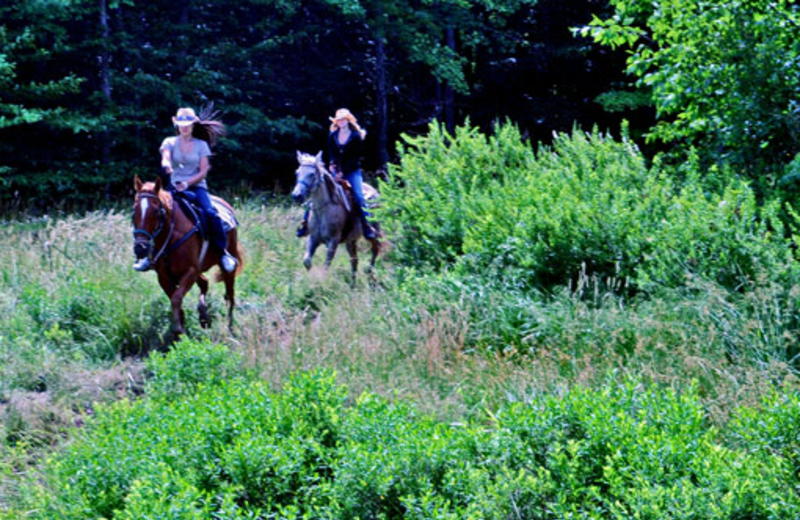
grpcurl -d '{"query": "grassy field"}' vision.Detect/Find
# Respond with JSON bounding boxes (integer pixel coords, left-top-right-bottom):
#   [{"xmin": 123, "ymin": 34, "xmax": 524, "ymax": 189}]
[
  {"xmin": 1, "ymin": 198, "xmax": 799, "ymax": 516},
  {"xmin": 1, "ymin": 198, "xmax": 797, "ymax": 433}
]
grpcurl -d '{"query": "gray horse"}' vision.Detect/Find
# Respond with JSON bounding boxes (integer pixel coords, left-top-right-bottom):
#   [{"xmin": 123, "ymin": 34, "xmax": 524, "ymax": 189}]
[{"xmin": 291, "ymin": 151, "xmax": 381, "ymax": 285}]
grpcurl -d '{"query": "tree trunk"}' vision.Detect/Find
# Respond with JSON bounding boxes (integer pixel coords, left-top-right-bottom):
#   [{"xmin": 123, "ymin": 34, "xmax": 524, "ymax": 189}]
[
  {"xmin": 374, "ymin": 35, "xmax": 389, "ymax": 173},
  {"xmin": 443, "ymin": 26, "xmax": 456, "ymax": 134},
  {"xmin": 99, "ymin": 0, "xmax": 112, "ymax": 199},
  {"xmin": 178, "ymin": 0, "xmax": 190, "ymax": 62}
]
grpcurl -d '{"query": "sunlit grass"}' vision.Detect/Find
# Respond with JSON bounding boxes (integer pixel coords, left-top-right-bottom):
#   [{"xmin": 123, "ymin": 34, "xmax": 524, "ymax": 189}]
[{"xmin": 0, "ymin": 199, "xmax": 798, "ymax": 464}]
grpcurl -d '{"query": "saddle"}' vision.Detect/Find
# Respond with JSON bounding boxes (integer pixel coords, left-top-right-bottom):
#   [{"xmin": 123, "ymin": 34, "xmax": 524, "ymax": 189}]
[
  {"xmin": 174, "ymin": 191, "xmax": 207, "ymax": 238},
  {"xmin": 174, "ymin": 190, "xmax": 238, "ymax": 239},
  {"xmin": 333, "ymin": 178, "xmax": 379, "ymax": 210}
]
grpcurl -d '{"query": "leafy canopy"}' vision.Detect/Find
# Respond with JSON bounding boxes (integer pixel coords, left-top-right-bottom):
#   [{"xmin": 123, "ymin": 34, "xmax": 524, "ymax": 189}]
[{"xmin": 577, "ymin": 0, "xmax": 800, "ymax": 178}]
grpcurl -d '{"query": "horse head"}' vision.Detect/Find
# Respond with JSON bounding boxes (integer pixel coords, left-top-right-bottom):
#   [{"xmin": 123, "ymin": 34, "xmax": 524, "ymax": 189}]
[
  {"xmin": 132, "ymin": 175, "xmax": 170, "ymax": 261},
  {"xmin": 292, "ymin": 150, "xmax": 327, "ymax": 204}
]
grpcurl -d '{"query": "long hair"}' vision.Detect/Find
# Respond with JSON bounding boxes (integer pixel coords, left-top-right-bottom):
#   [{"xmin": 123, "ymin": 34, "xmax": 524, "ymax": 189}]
[
  {"xmin": 329, "ymin": 108, "xmax": 366, "ymax": 139},
  {"xmin": 191, "ymin": 104, "xmax": 226, "ymax": 147}
]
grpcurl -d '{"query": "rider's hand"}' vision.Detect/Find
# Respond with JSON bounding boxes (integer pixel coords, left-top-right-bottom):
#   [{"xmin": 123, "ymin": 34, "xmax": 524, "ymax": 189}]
[{"xmin": 175, "ymin": 181, "xmax": 188, "ymax": 192}]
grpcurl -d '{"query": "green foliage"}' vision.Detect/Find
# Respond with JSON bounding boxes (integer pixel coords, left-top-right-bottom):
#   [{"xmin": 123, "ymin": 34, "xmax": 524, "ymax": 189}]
[
  {"xmin": 2, "ymin": 202, "xmax": 800, "ymax": 520},
  {"xmin": 578, "ymin": 0, "xmax": 800, "ymax": 178},
  {"xmin": 145, "ymin": 338, "xmax": 244, "ymax": 398},
  {"xmin": 381, "ymin": 120, "xmax": 799, "ymax": 291},
  {"xmin": 379, "ymin": 120, "xmax": 537, "ymax": 269},
  {"xmin": 5, "ymin": 371, "xmax": 799, "ymax": 519},
  {"xmin": 459, "ymin": 123, "xmax": 653, "ymax": 287}
]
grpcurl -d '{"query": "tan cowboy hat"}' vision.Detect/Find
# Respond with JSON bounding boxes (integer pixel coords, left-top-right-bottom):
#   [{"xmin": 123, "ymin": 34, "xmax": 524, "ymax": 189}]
[
  {"xmin": 329, "ymin": 108, "xmax": 357, "ymax": 124},
  {"xmin": 172, "ymin": 107, "xmax": 199, "ymax": 127}
]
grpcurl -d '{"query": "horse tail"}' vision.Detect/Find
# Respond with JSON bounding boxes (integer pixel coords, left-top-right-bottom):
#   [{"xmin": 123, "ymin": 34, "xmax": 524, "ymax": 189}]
[
  {"xmin": 232, "ymin": 242, "xmax": 245, "ymax": 276},
  {"xmin": 373, "ymin": 224, "xmax": 392, "ymax": 257}
]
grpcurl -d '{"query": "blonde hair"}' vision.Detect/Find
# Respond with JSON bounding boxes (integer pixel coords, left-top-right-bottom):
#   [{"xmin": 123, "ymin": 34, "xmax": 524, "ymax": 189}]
[{"xmin": 329, "ymin": 108, "xmax": 366, "ymax": 139}]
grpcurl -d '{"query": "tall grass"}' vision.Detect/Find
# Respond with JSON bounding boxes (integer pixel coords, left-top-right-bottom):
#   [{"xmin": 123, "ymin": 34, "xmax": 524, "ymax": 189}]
[
  {"xmin": 1, "ymin": 200, "xmax": 798, "ymax": 438},
  {"xmin": 1, "ymin": 197, "xmax": 799, "ymax": 514}
]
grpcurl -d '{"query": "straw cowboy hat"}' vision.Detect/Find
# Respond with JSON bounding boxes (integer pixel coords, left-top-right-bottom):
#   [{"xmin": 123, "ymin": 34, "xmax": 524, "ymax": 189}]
[
  {"xmin": 329, "ymin": 108, "xmax": 358, "ymax": 125},
  {"xmin": 172, "ymin": 107, "xmax": 199, "ymax": 127}
]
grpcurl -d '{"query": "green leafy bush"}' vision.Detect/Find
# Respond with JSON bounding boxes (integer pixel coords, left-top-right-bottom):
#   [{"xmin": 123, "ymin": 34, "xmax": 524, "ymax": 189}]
[
  {"xmin": 6, "ymin": 366, "xmax": 799, "ymax": 520},
  {"xmin": 145, "ymin": 338, "xmax": 244, "ymax": 397},
  {"xmin": 380, "ymin": 120, "xmax": 799, "ymax": 291},
  {"xmin": 379, "ymin": 121, "xmax": 537, "ymax": 269}
]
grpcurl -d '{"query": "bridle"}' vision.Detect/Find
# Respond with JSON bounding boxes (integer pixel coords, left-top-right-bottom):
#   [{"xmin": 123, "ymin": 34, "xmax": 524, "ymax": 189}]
[
  {"xmin": 295, "ymin": 163, "xmax": 320, "ymax": 195},
  {"xmin": 133, "ymin": 192, "xmax": 175, "ymax": 264}
]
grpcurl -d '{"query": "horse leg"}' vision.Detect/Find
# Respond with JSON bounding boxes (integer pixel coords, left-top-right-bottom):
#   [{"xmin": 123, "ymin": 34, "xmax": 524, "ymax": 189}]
[
  {"xmin": 346, "ymin": 240, "xmax": 358, "ymax": 287},
  {"xmin": 304, "ymin": 236, "xmax": 320, "ymax": 270},
  {"xmin": 367, "ymin": 237, "xmax": 381, "ymax": 287},
  {"xmin": 156, "ymin": 271, "xmax": 181, "ymax": 335},
  {"xmin": 197, "ymin": 274, "xmax": 211, "ymax": 328},
  {"xmin": 324, "ymin": 240, "xmax": 339, "ymax": 270},
  {"xmin": 223, "ymin": 271, "xmax": 236, "ymax": 333},
  {"xmin": 171, "ymin": 269, "xmax": 198, "ymax": 336}
]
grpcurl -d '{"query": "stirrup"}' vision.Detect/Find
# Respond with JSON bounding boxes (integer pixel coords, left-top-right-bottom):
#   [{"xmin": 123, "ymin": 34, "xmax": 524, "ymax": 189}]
[
  {"xmin": 221, "ymin": 251, "xmax": 238, "ymax": 273},
  {"xmin": 363, "ymin": 225, "xmax": 377, "ymax": 240},
  {"xmin": 133, "ymin": 258, "xmax": 152, "ymax": 272}
]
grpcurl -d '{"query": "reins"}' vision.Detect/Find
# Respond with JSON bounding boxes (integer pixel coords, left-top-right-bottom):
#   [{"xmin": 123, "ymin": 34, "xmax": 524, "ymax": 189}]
[
  {"xmin": 133, "ymin": 191, "xmax": 177, "ymax": 265},
  {"xmin": 304, "ymin": 163, "xmax": 349, "ymax": 212}
]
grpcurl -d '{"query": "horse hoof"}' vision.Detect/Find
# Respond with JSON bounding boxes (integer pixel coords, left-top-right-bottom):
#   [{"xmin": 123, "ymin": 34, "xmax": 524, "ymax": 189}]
[{"xmin": 303, "ymin": 258, "xmax": 312, "ymax": 270}]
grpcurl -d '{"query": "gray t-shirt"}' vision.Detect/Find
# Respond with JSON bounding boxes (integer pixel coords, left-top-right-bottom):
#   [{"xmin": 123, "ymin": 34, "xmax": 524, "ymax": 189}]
[{"xmin": 160, "ymin": 136, "xmax": 212, "ymax": 189}]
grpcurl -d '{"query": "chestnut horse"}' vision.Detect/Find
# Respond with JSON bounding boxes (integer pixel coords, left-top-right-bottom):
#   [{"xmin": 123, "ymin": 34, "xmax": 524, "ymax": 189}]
[
  {"xmin": 291, "ymin": 151, "xmax": 381, "ymax": 286},
  {"xmin": 132, "ymin": 176, "xmax": 243, "ymax": 335}
]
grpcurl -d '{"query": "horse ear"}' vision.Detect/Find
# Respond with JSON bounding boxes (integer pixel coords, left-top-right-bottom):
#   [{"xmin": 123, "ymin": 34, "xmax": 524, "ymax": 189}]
[
  {"xmin": 154, "ymin": 176, "xmax": 162, "ymax": 192},
  {"xmin": 315, "ymin": 151, "xmax": 323, "ymax": 163},
  {"xmin": 297, "ymin": 150, "xmax": 303, "ymax": 162},
  {"xmin": 134, "ymin": 175, "xmax": 143, "ymax": 192}
]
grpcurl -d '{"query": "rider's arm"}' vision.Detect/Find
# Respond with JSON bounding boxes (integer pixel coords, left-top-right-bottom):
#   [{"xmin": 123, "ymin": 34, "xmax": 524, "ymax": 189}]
[
  {"xmin": 328, "ymin": 132, "xmax": 340, "ymax": 177},
  {"xmin": 161, "ymin": 148, "xmax": 173, "ymax": 173},
  {"xmin": 189, "ymin": 156, "xmax": 210, "ymax": 187}
]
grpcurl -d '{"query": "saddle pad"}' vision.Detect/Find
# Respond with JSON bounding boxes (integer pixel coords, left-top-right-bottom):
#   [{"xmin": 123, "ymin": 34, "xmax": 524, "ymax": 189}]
[
  {"xmin": 211, "ymin": 197, "xmax": 238, "ymax": 233},
  {"xmin": 363, "ymin": 182, "xmax": 379, "ymax": 207}
]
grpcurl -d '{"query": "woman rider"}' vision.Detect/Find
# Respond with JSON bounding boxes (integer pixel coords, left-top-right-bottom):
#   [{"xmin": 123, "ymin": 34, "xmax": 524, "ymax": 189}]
[
  {"xmin": 297, "ymin": 108, "xmax": 376, "ymax": 239},
  {"xmin": 133, "ymin": 107, "xmax": 238, "ymax": 273}
]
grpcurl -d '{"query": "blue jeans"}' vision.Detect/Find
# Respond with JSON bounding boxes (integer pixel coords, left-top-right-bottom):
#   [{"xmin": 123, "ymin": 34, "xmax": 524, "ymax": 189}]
[
  {"xmin": 187, "ymin": 186, "xmax": 227, "ymax": 252},
  {"xmin": 344, "ymin": 169, "xmax": 371, "ymax": 220},
  {"xmin": 301, "ymin": 169, "xmax": 372, "ymax": 222}
]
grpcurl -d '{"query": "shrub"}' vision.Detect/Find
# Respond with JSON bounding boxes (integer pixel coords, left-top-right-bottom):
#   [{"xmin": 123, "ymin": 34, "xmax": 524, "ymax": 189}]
[
  {"xmin": 381, "ymin": 120, "xmax": 799, "ymax": 292},
  {"xmin": 6, "ymin": 371, "xmax": 799, "ymax": 520},
  {"xmin": 379, "ymin": 120, "xmax": 536, "ymax": 270},
  {"xmin": 145, "ymin": 338, "xmax": 244, "ymax": 398}
]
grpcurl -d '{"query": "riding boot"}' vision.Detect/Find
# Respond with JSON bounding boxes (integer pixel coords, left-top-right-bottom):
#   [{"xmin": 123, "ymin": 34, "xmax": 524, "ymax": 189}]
[
  {"xmin": 210, "ymin": 214, "xmax": 238, "ymax": 272},
  {"xmin": 359, "ymin": 209, "xmax": 377, "ymax": 240}
]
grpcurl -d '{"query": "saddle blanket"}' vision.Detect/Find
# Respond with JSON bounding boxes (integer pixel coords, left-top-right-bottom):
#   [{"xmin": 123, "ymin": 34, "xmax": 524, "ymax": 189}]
[{"xmin": 211, "ymin": 196, "xmax": 238, "ymax": 233}]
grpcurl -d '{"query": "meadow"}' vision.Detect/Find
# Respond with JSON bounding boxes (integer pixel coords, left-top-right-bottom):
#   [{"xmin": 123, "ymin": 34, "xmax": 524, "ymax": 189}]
[{"xmin": 1, "ymin": 123, "xmax": 799, "ymax": 518}]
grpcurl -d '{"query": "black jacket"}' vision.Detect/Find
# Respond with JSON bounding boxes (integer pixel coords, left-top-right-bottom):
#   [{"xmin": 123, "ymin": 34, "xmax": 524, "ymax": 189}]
[{"xmin": 328, "ymin": 126, "xmax": 363, "ymax": 175}]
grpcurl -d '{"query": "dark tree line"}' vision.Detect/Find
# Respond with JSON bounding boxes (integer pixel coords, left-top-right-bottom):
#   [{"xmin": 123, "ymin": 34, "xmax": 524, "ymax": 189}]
[{"xmin": 0, "ymin": 0, "xmax": 649, "ymax": 210}]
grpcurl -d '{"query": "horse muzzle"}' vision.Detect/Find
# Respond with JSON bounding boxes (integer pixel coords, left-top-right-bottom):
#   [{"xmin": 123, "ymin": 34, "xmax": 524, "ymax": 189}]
[
  {"xmin": 133, "ymin": 240, "xmax": 151, "ymax": 260},
  {"xmin": 291, "ymin": 187, "xmax": 306, "ymax": 204}
]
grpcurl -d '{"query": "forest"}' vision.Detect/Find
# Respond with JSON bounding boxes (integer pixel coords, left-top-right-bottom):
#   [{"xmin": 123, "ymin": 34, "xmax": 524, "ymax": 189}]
[
  {"xmin": 2, "ymin": 0, "xmax": 800, "ymax": 519},
  {"xmin": 1, "ymin": 0, "xmax": 651, "ymax": 209}
]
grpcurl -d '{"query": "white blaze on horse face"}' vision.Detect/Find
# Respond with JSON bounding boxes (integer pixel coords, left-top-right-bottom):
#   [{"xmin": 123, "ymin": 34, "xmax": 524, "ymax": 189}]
[{"xmin": 140, "ymin": 197, "xmax": 149, "ymax": 225}]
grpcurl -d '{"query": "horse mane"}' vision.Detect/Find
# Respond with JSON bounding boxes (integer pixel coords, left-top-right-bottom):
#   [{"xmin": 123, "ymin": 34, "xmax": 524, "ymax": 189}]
[
  {"xmin": 158, "ymin": 188, "xmax": 174, "ymax": 213},
  {"xmin": 317, "ymin": 161, "xmax": 351, "ymax": 213},
  {"xmin": 140, "ymin": 181, "xmax": 174, "ymax": 213}
]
